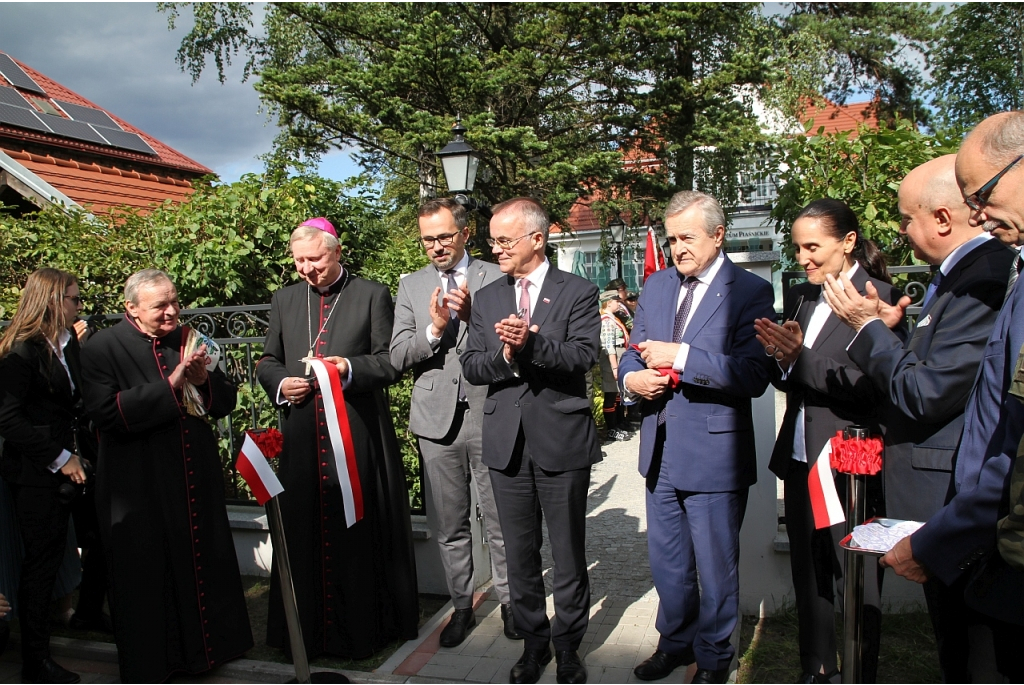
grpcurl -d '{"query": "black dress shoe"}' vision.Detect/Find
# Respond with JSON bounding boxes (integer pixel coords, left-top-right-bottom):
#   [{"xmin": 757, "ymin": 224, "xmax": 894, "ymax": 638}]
[
  {"xmin": 691, "ymin": 667, "xmax": 730, "ymax": 684},
  {"xmin": 68, "ymin": 612, "xmax": 114, "ymax": 634},
  {"xmin": 633, "ymin": 648, "xmax": 696, "ymax": 681},
  {"xmin": 510, "ymin": 646, "xmax": 553, "ymax": 684},
  {"xmin": 556, "ymin": 650, "xmax": 587, "ymax": 684},
  {"xmin": 501, "ymin": 603, "xmax": 524, "ymax": 640},
  {"xmin": 22, "ymin": 658, "xmax": 81, "ymax": 684},
  {"xmin": 439, "ymin": 607, "xmax": 476, "ymax": 648}
]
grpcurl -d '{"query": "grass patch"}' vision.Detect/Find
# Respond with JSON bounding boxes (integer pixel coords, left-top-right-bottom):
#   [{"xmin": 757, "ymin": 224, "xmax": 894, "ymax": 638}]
[{"xmin": 736, "ymin": 607, "xmax": 940, "ymax": 683}]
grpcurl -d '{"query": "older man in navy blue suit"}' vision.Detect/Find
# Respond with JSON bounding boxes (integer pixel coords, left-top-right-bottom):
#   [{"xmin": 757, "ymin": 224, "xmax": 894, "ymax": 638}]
[
  {"xmin": 620, "ymin": 191, "xmax": 775, "ymax": 684},
  {"xmin": 876, "ymin": 111, "xmax": 1024, "ymax": 681}
]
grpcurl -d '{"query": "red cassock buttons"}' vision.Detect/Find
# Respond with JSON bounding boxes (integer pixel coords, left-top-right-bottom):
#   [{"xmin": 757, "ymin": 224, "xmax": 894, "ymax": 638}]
[{"xmin": 322, "ymin": 475, "xmax": 328, "ymax": 480}]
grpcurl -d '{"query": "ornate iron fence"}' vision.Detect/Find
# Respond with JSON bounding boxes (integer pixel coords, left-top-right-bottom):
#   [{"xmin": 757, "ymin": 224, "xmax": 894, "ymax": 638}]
[
  {"xmin": 71, "ymin": 305, "xmax": 276, "ymax": 503},
  {"xmin": 2, "ymin": 303, "xmax": 425, "ymax": 511}
]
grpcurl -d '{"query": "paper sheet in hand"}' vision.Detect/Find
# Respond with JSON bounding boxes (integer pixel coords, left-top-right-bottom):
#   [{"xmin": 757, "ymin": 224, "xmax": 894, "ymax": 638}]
[{"xmin": 846, "ymin": 519, "xmax": 924, "ymax": 554}]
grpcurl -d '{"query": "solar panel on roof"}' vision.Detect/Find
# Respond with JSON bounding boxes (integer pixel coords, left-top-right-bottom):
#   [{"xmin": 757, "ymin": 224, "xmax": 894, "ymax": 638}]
[
  {"xmin": 53, "ymin": 100, "xmax": 122, "ymax": 130},
  {"xmin": 0, "ymin": 54, "xmax": 45, "ymax": 95},
  {"xmin": 94, "ymin": 127, "xmax": 156, "ymax": 155},
  {"xmin": 0, "ymin": 85, "xmax": 30, "ymax": 109},
  {"xmin": 0, "ymin": 102, "xmax": 50, "ymax": 133},
  {"xmin": 37, "ymin": 113, "xmax": 111, "ymax": 145}
]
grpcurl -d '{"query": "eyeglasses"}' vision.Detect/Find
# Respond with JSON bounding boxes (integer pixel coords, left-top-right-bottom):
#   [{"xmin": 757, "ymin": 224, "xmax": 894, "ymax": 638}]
[
  {"xmin": 64, "ymin": 295, "xmax": 83, "ymax": 306},
  {"xmin": 420, "ymin": 233, "xmax": 458, "ymax": 248},
  {"xmin": 486, "ymin": 232, "xmax": 539, "ymax": 250},
  {"xmin": 965, "ymin": 154, "xmax": 1024, "ymax": 211}
]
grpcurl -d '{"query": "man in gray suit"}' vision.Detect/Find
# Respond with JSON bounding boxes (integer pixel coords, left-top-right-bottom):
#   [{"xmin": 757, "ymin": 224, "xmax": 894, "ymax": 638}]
[{"xmin": 390, "ymin": 197, "xmax": 517, "ymax": 647}]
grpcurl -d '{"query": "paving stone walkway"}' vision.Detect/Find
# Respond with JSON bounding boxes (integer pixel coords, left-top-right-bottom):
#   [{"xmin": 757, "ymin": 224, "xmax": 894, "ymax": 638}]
[
  {"xmin": 1, "ymin": 430, "xmax": 723, "ymax": 684},
  {"xmin": 378, "ymin": 430, "xmax": 707, "ymax": 684}
]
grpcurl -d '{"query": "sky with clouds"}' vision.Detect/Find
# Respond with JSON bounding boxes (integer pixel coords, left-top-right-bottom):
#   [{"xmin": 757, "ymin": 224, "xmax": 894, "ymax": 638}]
[{"xmin": 0, "ymin": 2, "xmax": 358, "ymax": 183}]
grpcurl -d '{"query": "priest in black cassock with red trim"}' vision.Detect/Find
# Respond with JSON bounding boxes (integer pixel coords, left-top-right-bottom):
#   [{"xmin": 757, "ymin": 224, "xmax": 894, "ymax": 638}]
[
  {"xmin": 79, "ymin": 269, "xmax": 252, "ymax": 683},
  {"xmin": 256, "ymin": 218, "xmax": 418, "ymax": 660}
]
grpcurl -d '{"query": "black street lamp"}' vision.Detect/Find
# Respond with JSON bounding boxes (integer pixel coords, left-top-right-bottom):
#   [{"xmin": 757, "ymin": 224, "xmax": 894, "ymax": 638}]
[
  {"xmin": 435, "ymin": 118, "xmax": 491, "ymax": 220},
  {"xmin": 608, "ymin": 216, "xmax": 626, "ymax": 281}
]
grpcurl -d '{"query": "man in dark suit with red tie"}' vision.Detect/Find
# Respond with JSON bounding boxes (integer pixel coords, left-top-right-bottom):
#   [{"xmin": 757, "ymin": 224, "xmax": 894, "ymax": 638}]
[
  {"xmin": 619, "ymin": 191, "xmax": 775, "ymax": 684},
  {"xmin": 461, "ymin": 197, "xmax": 601, "ymax": 685}
]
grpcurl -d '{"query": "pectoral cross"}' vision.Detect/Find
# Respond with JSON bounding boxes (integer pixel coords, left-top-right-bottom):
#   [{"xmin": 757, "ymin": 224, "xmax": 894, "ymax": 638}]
[{"xmin": 305, "ymin": 349, "xmax": 313, "ymax": 376}]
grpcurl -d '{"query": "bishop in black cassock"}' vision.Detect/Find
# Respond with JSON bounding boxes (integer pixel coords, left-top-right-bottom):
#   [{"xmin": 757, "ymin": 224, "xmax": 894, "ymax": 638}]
[
  {"xmin": 256, "ymin": 218, "xmax": 418, "ymax": 659},
  {"xmin": 80, "ymin": 270, "xmax": 251, "ymax": 683}
]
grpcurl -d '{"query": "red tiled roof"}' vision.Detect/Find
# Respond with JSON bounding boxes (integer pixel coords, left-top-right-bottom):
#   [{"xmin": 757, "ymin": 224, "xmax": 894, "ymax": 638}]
[
  {"xmin": 0, "ymin": 52, "xmax": 211, "ymax": 176},
  {"xmin": 801, "ymin": 99, "xmax": 878, "ymax": 137},
  {"xmin": 2, "ymin": 146, "xmax": 196, "ymax": 214}
]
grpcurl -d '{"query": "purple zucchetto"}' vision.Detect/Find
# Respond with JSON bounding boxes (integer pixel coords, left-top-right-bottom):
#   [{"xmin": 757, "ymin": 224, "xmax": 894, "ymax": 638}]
[{"xmin": 299, "ymin": 217, "xmax": 337, "ymax": 238}]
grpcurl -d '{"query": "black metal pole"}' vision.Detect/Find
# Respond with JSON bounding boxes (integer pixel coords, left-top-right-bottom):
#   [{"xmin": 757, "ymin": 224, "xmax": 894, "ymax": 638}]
[
  {"xmin": 616, "ymin": 242, "xmax": 623, "ymax": 280},
  {"xmin": 842, "ymin": 426, "xmax": 868, "ymax": 684},
  {"xmin": 265, "ymin": 497, "xmax": 312, "ymax": 684}
]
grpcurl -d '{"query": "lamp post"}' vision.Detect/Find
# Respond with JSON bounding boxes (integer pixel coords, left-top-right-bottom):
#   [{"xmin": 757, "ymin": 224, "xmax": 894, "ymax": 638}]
[
  {"xmin": 609, "ymin": 217, "xmax": 625, "ymax": 282},
  {"xmin": 435, "ymin": 118, "xmax": 491, "ymax": 220}
]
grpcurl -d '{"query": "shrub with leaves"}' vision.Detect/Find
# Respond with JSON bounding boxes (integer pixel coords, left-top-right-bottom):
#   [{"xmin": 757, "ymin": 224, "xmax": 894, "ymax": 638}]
[{"xmin": 771, "ymin": 118, "xmax": 956, "ymax": 269}]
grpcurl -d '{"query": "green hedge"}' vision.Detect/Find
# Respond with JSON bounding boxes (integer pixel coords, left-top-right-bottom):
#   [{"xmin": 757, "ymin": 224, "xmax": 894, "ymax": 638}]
[{"xmin": 0, "ymin": 173, "xmax": 429, "ymax": 507}]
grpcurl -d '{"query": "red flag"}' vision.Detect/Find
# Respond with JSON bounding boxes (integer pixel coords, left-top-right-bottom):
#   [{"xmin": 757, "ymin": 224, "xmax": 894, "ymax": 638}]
[
  {"xmin": 643, "ymin": 226, "xmax": 666, "ymax": 283},
  {"xmin": 808, "ymin": 440, "xmax": 845, "ymax": 529},
  {"xmin": 236, "ymin": 433, "xmax": 285, "ymax": 506}
]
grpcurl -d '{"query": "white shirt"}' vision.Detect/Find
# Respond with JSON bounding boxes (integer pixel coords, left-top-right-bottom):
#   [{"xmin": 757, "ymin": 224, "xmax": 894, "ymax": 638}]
[
  {"xmin": 515, "ymin": 258, "xmax": 551, "ymax": 319},
  {"xmin": 503, "ymin": 258, "xmax": 551, "ymax": 367},
  {"xmin": 790, "ymin": 261, "xmax": 860, "ymax": 463},
  {"xmin": 47, "ymin": 329, "xmax": 75, "ymax": 473},
  {"xmin": 426, "ymin": 251, "xmax": 470, "ymax": 346},
  {"xmin": 622, "ymin": 250, "xmax": 725, "ymax": 402},
  {"xmin": 670, "ymin": 250, "xmax": 727, "ymax": 372}
]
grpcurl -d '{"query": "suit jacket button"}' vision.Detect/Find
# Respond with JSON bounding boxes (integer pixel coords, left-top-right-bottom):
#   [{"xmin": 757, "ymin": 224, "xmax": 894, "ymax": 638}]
[
  {"xmin": 456, "ymin": 348, "xmax": 462, "ymax": 354},
  {"xmin": 514, "ymin": 400, "xmax": 520, "ymax": 407},
  {"xmin": 452, "ymin": 378, "xmax": 458, "ymax": 384}
]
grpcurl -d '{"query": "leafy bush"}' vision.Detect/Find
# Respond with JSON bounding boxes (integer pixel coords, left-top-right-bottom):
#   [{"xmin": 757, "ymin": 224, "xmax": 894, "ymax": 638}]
[
  {"xmin": 0, "ymin": 172, "xmax": 429, "ymax": 506},
  {"xmin": 771, "ymin": 118, "xmax": 957, "ymax": 269}
]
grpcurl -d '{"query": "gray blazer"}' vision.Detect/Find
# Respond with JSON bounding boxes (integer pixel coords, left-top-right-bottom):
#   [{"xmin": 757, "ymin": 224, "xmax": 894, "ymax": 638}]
[{"xmin": 390, "ymin": 256, "xmax": 504, "ymax": 440}]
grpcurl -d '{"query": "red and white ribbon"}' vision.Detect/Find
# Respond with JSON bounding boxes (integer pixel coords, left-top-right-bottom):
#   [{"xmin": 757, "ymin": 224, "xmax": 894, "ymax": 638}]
[
  {"xmin": 308, "ymin": 358, "xmax": 364, "ymax": 528},
  {"xmin": 236, "ymin": 433, "xmax": 285, "ymax": 506},
  {"xmin": 808, "ymin": 440, "xmax": 845, "ymax": 529}
]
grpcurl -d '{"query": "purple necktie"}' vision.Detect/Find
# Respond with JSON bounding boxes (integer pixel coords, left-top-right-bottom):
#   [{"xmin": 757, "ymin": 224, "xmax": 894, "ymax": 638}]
[
  {"xmin": 519, "ymin": 278, "xmax": 531, "ymax": 326},
  {"xmin": 658, "ymin": 276, "xmax": 699, "ymax": 426}
]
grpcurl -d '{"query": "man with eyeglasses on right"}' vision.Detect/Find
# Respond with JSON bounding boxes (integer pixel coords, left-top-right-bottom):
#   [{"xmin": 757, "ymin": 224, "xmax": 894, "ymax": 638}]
[{"xmin": 881, "ymin": 111, "xmax": 1024, "ymax": 682}]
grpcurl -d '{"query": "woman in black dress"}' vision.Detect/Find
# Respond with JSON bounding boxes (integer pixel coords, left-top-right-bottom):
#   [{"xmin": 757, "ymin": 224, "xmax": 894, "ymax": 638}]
[
  {"xmin": 755, "ymin": 200, "xmax": 906, "ymax": 683},
  {"xmin": 0, "ymin": 268, "xmax": 88, "ymax": 684}
]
